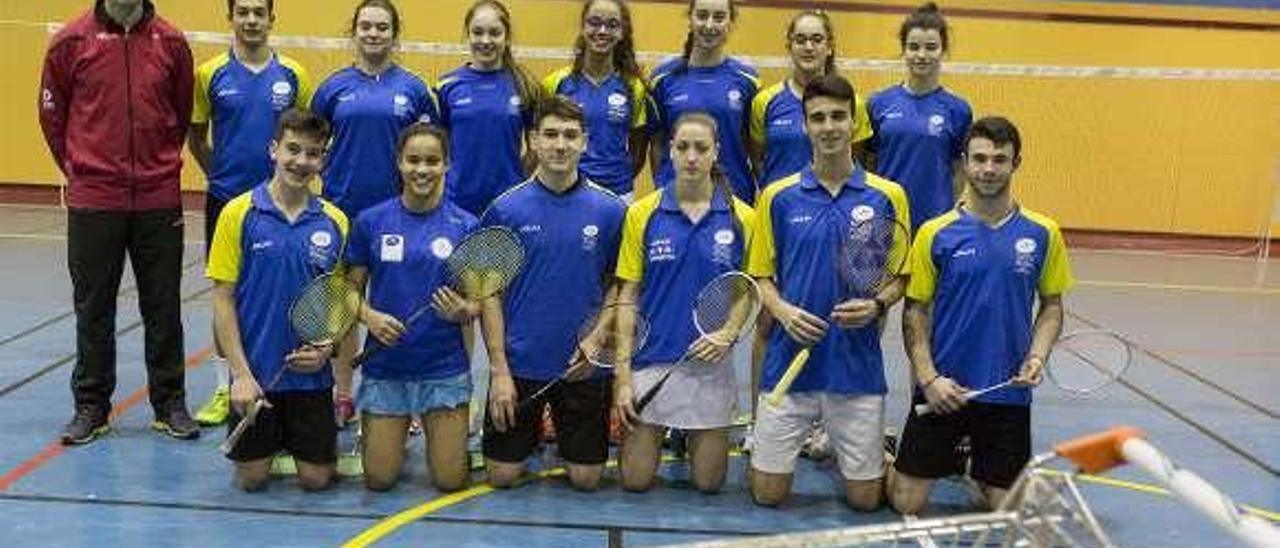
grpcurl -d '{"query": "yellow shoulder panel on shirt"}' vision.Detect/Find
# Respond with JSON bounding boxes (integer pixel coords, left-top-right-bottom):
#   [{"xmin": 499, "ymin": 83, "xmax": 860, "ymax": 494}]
[
  {"xmin": 542, "ymin": 66, "xmax": 573, "ymax": 96},
  {"xmin": 853, "ymin": 94, "xmax": 873, "ymax": 143},
  {"xmin": 1021, "ymin": 207, "xmax": 1075, "ymax": 296},
  {"xmin": 277, "ymin": 54, "xmax": 314, "ymax": 111},
  {"xmin": 205, "ymin": 192, "xmax": 254, "ymax": 283},
  {"xmin": 628, "ymin": 76, "xmax": 649, "ymax": 129},
  {"xmin": 192, "ymin": 52, "xmax": 232, "ymax": 124},
  {"xmin": 750, "ymin": 81, "xmax": 786, "ymax": 148},
  {"xmin": 864, "ymin": 173, "xmax": 913, "ymax": 275},
  {"xmin": 745, "ymin": 173, "xmax": 802, "ymax": 278},
  {"xmin": 616, "ymin": 190, "xmax": 663, "ymax": 282},
  {"xmin": 904, "ymin": 210, "xmax": 962, "ymax": 303}
]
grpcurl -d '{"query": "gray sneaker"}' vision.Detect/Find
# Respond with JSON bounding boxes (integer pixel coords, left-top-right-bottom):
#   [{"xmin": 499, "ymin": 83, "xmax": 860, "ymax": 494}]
[
  {"xmin": 151, "ymin": 405, "xmax": 200, "ymax": 440},
  {"xmin": 61, "ymin": 406, "xmax": 110, "ymax": 446}
]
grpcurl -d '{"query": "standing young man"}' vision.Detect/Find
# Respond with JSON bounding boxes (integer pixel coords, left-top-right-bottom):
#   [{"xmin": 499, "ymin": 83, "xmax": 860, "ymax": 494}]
[
  {"xmin": 747, "ymin": 74, "xmax": 911, "ymax": 511},
  {"xmin": 889, "ymin": 116, "xmax": 1072, "ymax": 514},
  {"xmin": 480, "ymin": 96, "xmax": 626, "ymax": 492},
  {"xmin": 189, "ymin": 0, "xmax": 314, "ymax": 427},
  {"xmin": 208, "ymin": 109, "xmax": 348, "ymax": 492},
  {"xmin": 39, "ymin": 0, "xmax": 197, "ymax": 444}
]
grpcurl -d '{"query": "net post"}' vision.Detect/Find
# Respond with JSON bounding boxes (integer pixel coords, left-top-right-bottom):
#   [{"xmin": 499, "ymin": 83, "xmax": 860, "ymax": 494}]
[
  {"xmin": 1052, "ymin": 425, "xmax": 1144, "ymax": 474},
  {"xmin": 1254, "ymin": 158, "xmax": 1279, "ymax": 288}
]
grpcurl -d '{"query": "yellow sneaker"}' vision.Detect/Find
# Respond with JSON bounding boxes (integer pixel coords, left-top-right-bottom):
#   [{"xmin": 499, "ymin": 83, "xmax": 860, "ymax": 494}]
[{"xmin": 195, "ymin": 386, "xmax": 230, "ymax": 426}]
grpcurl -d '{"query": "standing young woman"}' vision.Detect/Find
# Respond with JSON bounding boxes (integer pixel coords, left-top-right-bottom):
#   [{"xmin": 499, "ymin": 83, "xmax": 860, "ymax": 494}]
[
  {"xmin": 543, "ymin": 0, "xmax": 649, "ymax": 202},
  {"xmin": 437, "ymin": 0, "xmax": 542, "ymax": 216},
  {"xmin": 345, "ymin": 124, "xmax": 479, "ymax": 492},
  {"xmin": 613, "ymin": 113, "xmax": 754, "ymax": 493},
  {"xmin": 312, "ymin": 0, "xmax": 439, "ymax": 424},
  {"xmin": 750, "ymin": 9, "xmax": 872, "ymax": 188},
  {"xmin": 648, "ymin": 0, "xmax": 759, "ymax": 203},
  {"xmin": 866, "ymin": 2, "xmax": 972, "ymax": 231}
]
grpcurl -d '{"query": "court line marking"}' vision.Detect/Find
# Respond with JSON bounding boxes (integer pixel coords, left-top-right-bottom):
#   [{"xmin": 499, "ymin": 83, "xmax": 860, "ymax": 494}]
[
  {"xmin": 1075, "ymin": 279, "xmax": 1280, "ymax": 296},
  {"xmin": 0, "ymin": 345, "xmax": 213, "ymax": 491},
  {"xmin": 0, "ymin": 285, "xmax": 215, "ymax": 398}
]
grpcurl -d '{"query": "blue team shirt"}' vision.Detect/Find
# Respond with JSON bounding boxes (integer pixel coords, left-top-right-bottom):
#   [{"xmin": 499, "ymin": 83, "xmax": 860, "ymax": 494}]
[
  {"xmin": 906, "ymin": 207, "xmax": 1074, "ymax": 406},
  {"xmin": 347, "ymin": 198, "xmax": 479, "ymax": 381},
  {"xmin": 482, "ymin": 178, "xmax": 626, "ymax": 381},
  {"xmin": 205, "ymin": 183, "xmax": 349, "ymax": 393},
  {"xmin": 543, "ymin": 67, "xmax": 648, "ymax": 196},
  {"xmin": 615, "ymin": 187, "xmax": 754, "ymax": 369},
  {"xmin": 437, "ymin": 66, "xmax": 533, "ymax": 215},
  {"xmin": 746, "ymin": 167, "xmax": 911, "ymax": 395},
  {"xmin": 311, "ymin": 65, "xmax": 438, "ymax": 216},
  {"xmin": 750, "ymin": 80, "xmax": 874, "ymax": 188},
  {"xmin": 648, "ymin": 57, "xmax": 759, "ymax": 202},
  {"xmin": 867, "ymin": 85, "xmax": 972, "ymax": 230},
  {"xmin": 194, "ymin": 51, "xmax": 312, "ymax": 201}
]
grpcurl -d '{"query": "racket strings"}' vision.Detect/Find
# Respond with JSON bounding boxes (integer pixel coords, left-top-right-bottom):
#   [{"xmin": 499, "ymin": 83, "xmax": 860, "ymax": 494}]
[
  {"xmin": 447, "ymin": 227, "xmax": 526, "ymax": 299},
  {"xmin": 1047, "ymin": 331, "xmax": 1132, "ymax": 394},
  {"xmin": 839, "ymin": 217, "xmax": 910, "ymax": 298},
  {"xmin": 288, "ymin": 273, "xmax": 361, "ymax": 343},
  {"xmin": 692, "ymin": 274, "xmax": 761, "ymax": 347},
  {"xmin": 578, "ymin": 304, "xmax": 651, "ymax": 368}
]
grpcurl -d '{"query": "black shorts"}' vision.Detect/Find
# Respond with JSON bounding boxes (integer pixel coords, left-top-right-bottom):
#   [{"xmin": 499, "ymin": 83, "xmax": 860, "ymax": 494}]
[
  {"xmin": 225, "ymin": 389, "xmax": 337, "ymax": 465},
  {"xmin": 483, "ymin": 376, "xmax": 610, "ymax": 465},
  {"xmin": 894, "ymin": 396, "xmax": 1031, "ymax": 489},
  {"xmin": 204, "ymin": 193, "xmax": 228, "ymax": 256}
]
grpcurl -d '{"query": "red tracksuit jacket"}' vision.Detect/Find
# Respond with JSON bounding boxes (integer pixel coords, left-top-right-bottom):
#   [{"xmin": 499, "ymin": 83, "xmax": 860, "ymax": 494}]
[{"xmin": 38, "ymin": 1, "xmax": 193, "ymax": 211}]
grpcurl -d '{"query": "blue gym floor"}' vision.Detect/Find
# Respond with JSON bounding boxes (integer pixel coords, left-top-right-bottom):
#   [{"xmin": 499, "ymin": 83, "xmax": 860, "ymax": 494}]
[{"xmin": 0, "ymin": 204, "xmax": 1275, "ymax": 547}]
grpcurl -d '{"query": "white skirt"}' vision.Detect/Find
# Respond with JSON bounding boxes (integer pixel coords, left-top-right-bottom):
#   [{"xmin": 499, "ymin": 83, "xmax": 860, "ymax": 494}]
[{"xmin": 632, "ymin": 356, "xmax": 739, "ymax": 430}]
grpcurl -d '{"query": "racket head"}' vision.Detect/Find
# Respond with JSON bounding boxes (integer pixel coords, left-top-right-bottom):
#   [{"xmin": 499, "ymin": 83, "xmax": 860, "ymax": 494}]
[
  {"xmin": 1046, "ymin": 329, "xmax": 1133, "ymax": 394},
  {"xmin": 576, "ymin": 302, "xmax": 650, "ymax": 369},
  {"xmin": 837, "ymin": 215, "xmax": 911, "ymax": 298},
  {"xmin": 691, "ymin": 271, "xmax": 762, "ymax": 347},
  {"xmin": 447, "ymin": 226, "xmax": 526, "ymax": 300},
  {"xmin": 287, "ymin": 272, "xmax": 362, "ymax": 345}
]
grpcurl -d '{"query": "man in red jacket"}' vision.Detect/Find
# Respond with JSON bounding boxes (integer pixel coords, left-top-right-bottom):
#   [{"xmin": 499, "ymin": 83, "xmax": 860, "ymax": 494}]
[{"xmin": 39, "ymin": 0, "xmax": 199, "ymax": 444}]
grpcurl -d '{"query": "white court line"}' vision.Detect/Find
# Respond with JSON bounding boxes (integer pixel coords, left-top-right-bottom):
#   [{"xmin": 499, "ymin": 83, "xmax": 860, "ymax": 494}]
[{"xmin": 1076, "ymin": 279, "xmax": 1280, "ymax": 295}]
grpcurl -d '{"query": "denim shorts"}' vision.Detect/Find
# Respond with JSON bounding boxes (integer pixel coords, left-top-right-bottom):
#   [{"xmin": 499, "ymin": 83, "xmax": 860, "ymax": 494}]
[{"xmin": 356, "ymin": 372, "xmax": 471, "ymax": 416}]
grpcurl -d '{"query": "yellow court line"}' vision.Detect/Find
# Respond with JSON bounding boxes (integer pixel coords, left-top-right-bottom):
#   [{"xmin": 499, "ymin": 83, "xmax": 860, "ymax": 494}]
[
  {"xmin": 1046, "ymin": 470, "xmax": 1280, "ymax": 522},
  {"xmin": 341, "ymin": 451, "xmax": 703, "ymax": 547}
]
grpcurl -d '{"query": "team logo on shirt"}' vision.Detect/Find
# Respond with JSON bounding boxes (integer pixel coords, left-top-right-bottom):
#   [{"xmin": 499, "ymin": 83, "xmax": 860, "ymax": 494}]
[
  {"xmin": 1014, "ymin": 238, "xmax": 1038, "ymax": 274},
  {"xmin": 509, "ymin": 95, "xmax": 523, "ymax": 115},
  {"xmin": 380, "ymin": 234, "xmax": 405, "ymax": 262},
  {"xmin": 727, "ymin": 89, "xmax": 743, "ymax": 110},
  {"xmin": 851, "ymin": 205, "xmax": 876, "ymax": 223},
  {"xmin": 394, "ymin": 94, "xmax": 412, "ymax": 117},
  {"xmin": 607, "ymin": 92, "xmax": 629, "ymax": 123},
  {"xmin": 648, "ymin": 237, "xmax": 676, "ymax": 263},
  {"xmin": 928, "ymin": 114, "xmax": 946, "ymax": 136},
  {"xmin": 309, "ymin": 230, "xmax": 336, "ymax": 268},
  {"xmin": 712, "ymin": 229, "xmax": 735, "ymax": 266},
  {"xmin": 271, "ymin": 81, "xmax": 293, "ymax": 109},
  {"xmin": 41, "ymin": 88, "xmax": 54, "ymax": 110},
  {"xmin": 431, "ymin": 237, "xmax": 454, "ymax": 259},
  {"xmin": 582, "ymin": 224, "xmax": 600, "ymax": 251}
]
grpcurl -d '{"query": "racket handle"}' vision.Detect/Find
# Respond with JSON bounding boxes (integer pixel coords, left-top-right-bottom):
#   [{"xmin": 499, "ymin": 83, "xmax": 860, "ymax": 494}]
[
  {"xmin": 634, "ymin": 369, "xmax": 674, "ymax": 413},
  {"xmin": 219, "ymin": 399, "xmax": 265, "ymax": 455},
  {"xmin": 914, "ymin": 380, "xmax": 1016, "ymax": 416},
  {"xmin": 766, "ymin": 348, "xmax": 810, "ymax": 408}
]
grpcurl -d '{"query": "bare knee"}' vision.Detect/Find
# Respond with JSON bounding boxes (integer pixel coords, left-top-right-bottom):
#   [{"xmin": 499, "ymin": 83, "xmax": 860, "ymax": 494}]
[
  {"xmin": 844, "ymin": 479, "xmax": 883, "ymax": 512},
  {"xmin": 486, "ymin": 461, "xmax": 523, "ymax": 488},
  {"xmin": 621, "ymin": 466, "xmax": 655, "ymax": 493},
  {"xmin": 433, "ymin": 469, "xmax": 469, "ymax": 492},
  {"xmin": 234, "ymin": 461, "xmax": 271, "ymax": 492},
  {"xmin": 364, "ymin": 471, "xmax": 398, "ymax": 492},
  {"xmin": 691, "ymin": 466, "xmax": 726, "ymax": 494},
  {"xmin": 749, "ymin": 469, "xmax": 791, "ymax": 507},
  {"xmin": 297, "ymin": 468, "xmax": 333, "ymax": 492},
  {"xmin": 887, "ymin": 470, "xmax": 932, "ymax": 515},
  {"xmin": 567, "ymin": 464, "xmax": 603, "ymax": 492}
]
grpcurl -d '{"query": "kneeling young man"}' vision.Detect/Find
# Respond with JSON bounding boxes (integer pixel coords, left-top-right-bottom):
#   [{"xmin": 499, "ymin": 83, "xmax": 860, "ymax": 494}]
[
  {"xmin": 889, "ymin": 116, "xmax": 1073, "ymax": 513},
  {"xmin": 748, "ymin": 74, "xmax": 911, "ymax": 510},
  {"xmin": 208, "ymin": 109, "xmax": 349, "ymax": 491}
]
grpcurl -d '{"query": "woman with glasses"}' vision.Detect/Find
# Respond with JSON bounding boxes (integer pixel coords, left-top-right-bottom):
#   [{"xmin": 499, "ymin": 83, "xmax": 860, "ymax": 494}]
[{"xmin": 543, "ymin": 0, "xmax": 648, "ymax": 202}]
